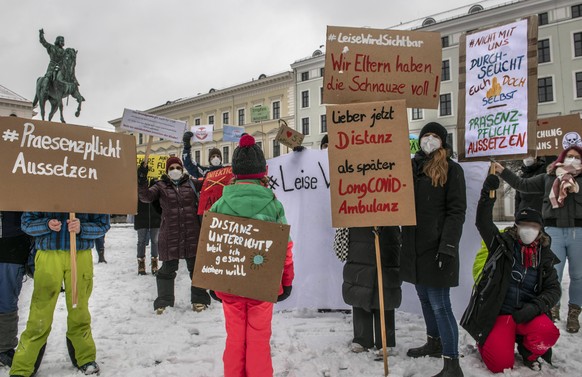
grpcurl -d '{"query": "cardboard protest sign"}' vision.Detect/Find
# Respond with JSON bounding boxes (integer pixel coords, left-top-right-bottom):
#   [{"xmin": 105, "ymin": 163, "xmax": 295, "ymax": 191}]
[
  {"xmin": 457, "ymin": 17, "xmax": 538, "ymax": 161},
  {"xmin": 0, "ymin": 116, "xmax": 137, "ymax": 214},
  {"xmin": 120, "ymin": 108, "xmax": 186, "ymax": 143},
  {"xmin": 327, "ymin": 100, "xmax": 416, "ymax": 227},
  {"xmin": 536, "ymin": 114, "xmax": 582, "ymax": 156},
  {"xmin": 198, "ymin": 166, "xmax": 234, "ymax": 215},
  {"xmin": 275, "ymin": 122, "xmax": 304, "ymax": 149},
  {"xmin": 223, "ymin": 124, "xmax": 245, "ymax": 142},
  {"xmin": 323, "ymin": 26, "xmax": 441, "ymax": 108},
  {"xmin": 191, "ymin": 125, "xmax": 214, "ymax": 143},
  {"xmin": 136, "ymin": 154, "xmax": 169, "ymax": 180},
  {"xmin": 192, "ymin": 212, "xmax": 291, "ymax": 302}
]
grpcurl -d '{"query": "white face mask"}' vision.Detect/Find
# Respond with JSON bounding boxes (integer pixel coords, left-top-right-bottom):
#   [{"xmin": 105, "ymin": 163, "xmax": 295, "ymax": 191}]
[
  {"xmin": 564, "ymin": 156, "xmax": 581, "ymax": 167},
  {"xmin": 420, "ymin": 135, "xmax": 442, "ymax": 155},
  {"xmin": 168, "ymin": 169, "xmax": 183, "ymax": 180},
  {"xmin": 518, "ymin": 226, "xmax": 539, "ymax": 245},
  {"xmin": 210, "ymin": 157, "xmax": 221, "ymax": 167},
  {"xmin": 523, "ymin": 157, "xmax": 535, "ymax": 167}
]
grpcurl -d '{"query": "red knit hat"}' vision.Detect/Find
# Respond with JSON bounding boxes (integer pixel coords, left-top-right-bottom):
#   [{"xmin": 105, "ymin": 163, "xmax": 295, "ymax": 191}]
[{"xmin": 165, "ymin": 156, "xmax": 183, "ymax": 173}]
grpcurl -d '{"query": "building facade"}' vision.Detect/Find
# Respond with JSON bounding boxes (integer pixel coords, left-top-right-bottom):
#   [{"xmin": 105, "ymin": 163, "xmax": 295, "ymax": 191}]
[
  {"xmin": 0, "ymin": 85, "xmax": 33, "ymax": 118},
  {"xmin": 109, "ymin": 71, "xmax": 295, "ymax": 164}
]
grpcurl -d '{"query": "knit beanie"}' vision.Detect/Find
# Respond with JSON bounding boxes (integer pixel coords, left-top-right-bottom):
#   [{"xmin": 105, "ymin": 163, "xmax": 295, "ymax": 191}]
[
  {"xmin": 232, "ymin": 134, "xmax": 266, "ymax": 179},
  {"xmin": 419, "ymin": 122, "xmax": 448, "ymax": 147},
  {"xmin": 515, "ymin": 207, "xmax": 544, "ymax": 227},
  {"xmin": 208, "ymin": 147, "xmax": 222, "ymax": 163},
  {"xmin": 165, "ymin": 156, "xmax": 183, "ymax": 173}
]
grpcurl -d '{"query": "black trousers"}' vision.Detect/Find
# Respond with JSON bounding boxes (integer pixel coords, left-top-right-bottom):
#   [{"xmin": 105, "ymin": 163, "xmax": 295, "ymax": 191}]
[
  {"xmin": 153, "ymin": 257, "xmax": 210, "ymax": 310},
  {"xmin": 352, "ymin": 306, "xmax": 396, "ymax": 349}
]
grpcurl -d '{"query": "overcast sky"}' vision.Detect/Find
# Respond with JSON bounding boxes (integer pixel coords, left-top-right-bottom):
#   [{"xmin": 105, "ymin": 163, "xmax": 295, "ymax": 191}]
[{"xmin": 2, "ymin": 0, "xmax": 485, "ymax": 130}]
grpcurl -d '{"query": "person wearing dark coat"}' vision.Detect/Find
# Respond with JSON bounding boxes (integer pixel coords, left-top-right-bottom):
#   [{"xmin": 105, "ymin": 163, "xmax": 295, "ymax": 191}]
[
  {"xmin": 138, "ymin": 156, "xmax": 210, "ymax": 314},
  {"xmin": 134, "ymin": 179, "xmax": 162, "ymax": 275},
  {"xmin": 342, "ymin": 227, "xmax": 401, "ymax": 353},
  {"xmin": 401, "ymin": 122, "xmax": 466, "ymax": 377},
  {"xmin": 515, "ymin": 156, "xmax": 547, "ymax": 213},
  {"xmin": 461, "ymin": 175, "xmax": 560, "ymax": 372}
]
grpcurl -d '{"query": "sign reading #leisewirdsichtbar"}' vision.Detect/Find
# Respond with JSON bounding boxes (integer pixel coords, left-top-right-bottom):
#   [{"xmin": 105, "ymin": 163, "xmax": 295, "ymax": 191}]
[{"xmin": 0, "ymin": 116, "xmax": 137, "ymax": 214}]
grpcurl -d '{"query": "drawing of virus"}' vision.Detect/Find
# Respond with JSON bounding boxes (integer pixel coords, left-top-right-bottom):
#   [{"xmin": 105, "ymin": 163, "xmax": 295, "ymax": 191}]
[{"xmin": 250, "ymin": 251, "xmax": 268, "ymax": 270}]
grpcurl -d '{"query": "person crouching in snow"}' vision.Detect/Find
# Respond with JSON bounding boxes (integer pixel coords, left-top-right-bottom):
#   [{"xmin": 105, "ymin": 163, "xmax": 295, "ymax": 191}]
[
  {"xmin": 210, "ymin": 134, "xmax": 294, "ymax": 377},
  {"xmin": 461, "ymin": 175, "xmax": 561, "ymax": 372}
]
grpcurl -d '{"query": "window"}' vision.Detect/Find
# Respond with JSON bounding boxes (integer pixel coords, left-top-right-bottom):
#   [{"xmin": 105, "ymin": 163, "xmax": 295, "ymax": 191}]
[
  {"xmin": 576, "ymin": 72, "xmax": 582, "ymax": 98},
  {"xmin": 194, "ymin": 150, "xmax": 201, "ymax": 165},
  {"xmin": 320, "ymin": 87, "xmax": 324, "ymax": 104},
  {"xmin": 320, "ymin": 114, "xmax": 327, "ymax": 133},
  {"xmin": 442, "ymin": 60, "xmax": 450, "ymax": 81},
  {"xmin": 573, "ymin": 4, "xmax": 582, "ymax": 18},
  {"xmin": 575, "ymin": 32, "xmax": 582, "ymax": 57},
  {"xmin": 272, "ymin": 101, "xmax": 280, "ymax": 119},
  {"xmin": 320, "ymin": 67, "xmax": 324, "ymax": 77},
  {"xmin": 301, "ymin": 71, "xmax": 309, "ymax": 81},
  {"xmin": 222, "ymin": 112, "xmax": 229, "ymax": 125},
  {"xmin": 238, "ymin": 108, "xmax": 245, "ymax": 125},
  {"xmin": 138, "ymin": 133, "xmax": 144, "ymax": 145},
  {"xmin": 538, "ymin": 39, "xmax": 551, "ymax": 63},
  {"xmin": 538, "ymin": 77, "xmax": 554, "ymax": 103},
  {"xmin": 412, "ymin": 108, "xmax": 423, "ymax": 120},
  {"xmin": 539, "ymin": 12, "xmax": 549, "ymax": 26},
  {"xmin": 301, "ymin": 90, "xmax": 309, "ymax": 108},
  {"xmin": 256, "ymin": 141, "xmax": 262, "ymax": 150},
  {"xmin": 441, "ymin": 36, "xmax": 449, "ymax": 48},
  {"xmin": 273, "ymin": 140, "xmax": 280, "ymax": 157},
  {"xmin": 302, "ymin": 117, "xmax": 310, "ymax": 135},
  {"xmin": 439, "ymin": 93, "xmax": 452, "ymax": 116},
  {"xmin": 208, "ymin": 115, "xmax": 214, "ymax": 125},
  {"xmin": 195, "ymin": 118, "xmax": 201, "ymax": 126},
  {"xmin": 222, "ymin": 146, "xmax": 230, "ymax": 164}
]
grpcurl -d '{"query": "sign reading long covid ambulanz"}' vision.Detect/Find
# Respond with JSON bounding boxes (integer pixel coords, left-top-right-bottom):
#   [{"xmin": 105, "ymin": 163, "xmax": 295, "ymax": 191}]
[
  {"xmin": 327, "ymin": 100, "xmax": 416, "ymax": 228},
  {"xmin": 459, "ymin": 17, "xmax": 538, "ymax": 161},
  {"xmin": 0, "ymin": 116, "xmax": 137, "ymax": 214},
  {"xmin": 323, "ymin": 26, "xmax": 442, "ymax": 109}
]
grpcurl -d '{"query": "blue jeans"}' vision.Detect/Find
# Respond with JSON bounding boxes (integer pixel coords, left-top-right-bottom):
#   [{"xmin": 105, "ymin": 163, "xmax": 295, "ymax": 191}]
[
  {"xmin": 415, "ymin": 284, "xmax": 459, "ymax": 358},
  {"xmin": 95, "ymin": 235, "xmax": 105, "ymax": 252},
  {"xmin": 137, "ymin": 228, "xmax": 159, "ymax": 258},
  {"xmin": 545, "ymin": 226, "xmax": 582, "ymax": 306},
  {"xmin": 0, "ymin": 263, "xmax": 25, "ymax": 313}
]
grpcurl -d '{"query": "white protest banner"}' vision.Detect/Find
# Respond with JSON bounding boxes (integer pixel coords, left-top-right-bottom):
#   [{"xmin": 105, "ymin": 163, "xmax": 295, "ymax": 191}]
[
  {"xmin": 458, "ymin": 17, "xmax": 538, "ymax": 161},
  {"xmin": 121, "ymin": 108, "xmax": 186, "ymax": 143},
  {"xmin": 223, "ymin": 124, "xmax": 245, "ymax": 142},
  {"xmin": 191, "ymin": 125, "xmax": 214, "ymax": 143},
  {"xmin": 0, "ymin": 116, "xmax": 137, "ymax": 214},
  {"xmin": 266, "ymin": 150, "xmax": 348, "ymax": 310}
]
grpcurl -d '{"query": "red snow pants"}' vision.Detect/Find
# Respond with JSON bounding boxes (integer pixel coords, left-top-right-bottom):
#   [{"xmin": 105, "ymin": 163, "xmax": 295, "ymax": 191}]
[
  {"xmin": 220, "ymin": 293, "xmax": 274, "ymax": 377},
  {"xmin": 478, "ymin": 314, "xmax": 559, "ymax": 373}
]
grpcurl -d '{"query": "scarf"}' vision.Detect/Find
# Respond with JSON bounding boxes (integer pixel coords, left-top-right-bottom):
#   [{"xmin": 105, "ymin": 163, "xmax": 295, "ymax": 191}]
[
  {"xmin": 517, "ymin": 239, "xmax": 540, "ymax": 269},
  {"xmin": 549, "ymin": 163, "xmax": 582, "ymax": 208}
]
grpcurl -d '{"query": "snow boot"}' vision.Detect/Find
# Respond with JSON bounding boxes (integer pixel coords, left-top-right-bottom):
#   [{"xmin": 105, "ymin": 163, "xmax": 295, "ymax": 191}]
[
  {"xmin": 138, "ymin": 258, "xmax": 147, "ymax": 275},
  {"xmin": 151, "ymin": 257, "xmax": 159, "ymax": 275},
  {"xmin": 0, "ymin": 348, "xmax": 14, "ymax": 367},
  {"xmin": 407, "ymin": 335, "xmax": 442, "ymax": 358},
  {"xmin": 431, "ymin": 356, "xmax": 464, "ymax": 377},
  {"xmin": 97, "ymin": 250, "xmax": 107, "ymax": 263},
  {"xmin": 79, "ymin": 361, "xmax": 100, "ymax": 375},
  {"xmin": 550, "ymin": 304, "xmax": 560, "ymax": 322},
  {"xmin": 567, "ymin": 303, "xmax": 581, "ymax": 333}
]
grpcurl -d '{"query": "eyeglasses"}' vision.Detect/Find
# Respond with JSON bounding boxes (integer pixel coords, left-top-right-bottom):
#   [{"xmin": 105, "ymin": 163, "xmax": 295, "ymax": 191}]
[{"xmin": 168, "ymin": 166, "xmax": 182, "ymax": 171}]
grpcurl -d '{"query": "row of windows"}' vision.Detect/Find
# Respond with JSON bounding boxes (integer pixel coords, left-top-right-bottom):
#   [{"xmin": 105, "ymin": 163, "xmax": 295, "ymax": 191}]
[
  {"xmin": 300, "ymin": 114, "xmax": 328, "ymax": 135},
  {"xmin": 300, "ymin": 67, "xmax": 325, "ymax": 82},
  {"xmin": 190, "ymin": 101, "xmax": 282, "ymax": 126}
]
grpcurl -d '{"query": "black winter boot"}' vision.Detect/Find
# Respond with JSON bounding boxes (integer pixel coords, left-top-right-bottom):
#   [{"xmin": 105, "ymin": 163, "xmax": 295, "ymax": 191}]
[
  {"xmin": 97, "ymin": 250, "xmax": 107, "ymax": 263},
  {"xmin": 407, "ymin": 335, "xmax": 442, "ymax": 358},
  {"xmin": 138, "ymin": 258, "xmax": 146, "ymax": 275},
  {"xmin": 431, "ymin": 356, "xmax": 463, "ymax": 377}
]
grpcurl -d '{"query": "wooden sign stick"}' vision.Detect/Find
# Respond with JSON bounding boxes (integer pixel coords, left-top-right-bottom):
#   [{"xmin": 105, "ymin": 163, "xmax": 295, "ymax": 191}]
[
  {"xmin": 373, "ymin": 226, "xmax": 389, "ymax": 376},
  {"xmin": 69, "ymin": 212, "xmax": 78, "ymax": 308},
  {"xmin": 489, "ymin": 162, "xmax": 496, "ymax": 199},
  {"xmin": 143, "ymin": 135, "xmax": 154, "ymax": 165}
]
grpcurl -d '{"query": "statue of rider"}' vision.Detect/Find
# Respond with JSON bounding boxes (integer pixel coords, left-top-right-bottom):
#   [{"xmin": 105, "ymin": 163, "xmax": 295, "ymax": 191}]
[{"xmin": 39, "ymin": 29, "xmax": 79, "ymax": 87}]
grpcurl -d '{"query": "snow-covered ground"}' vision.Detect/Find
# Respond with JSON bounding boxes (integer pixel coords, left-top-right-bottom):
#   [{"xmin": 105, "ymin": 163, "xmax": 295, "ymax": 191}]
[{"xmin": 2, "ymin": 223, "xmax": 581, "ymax": 377}]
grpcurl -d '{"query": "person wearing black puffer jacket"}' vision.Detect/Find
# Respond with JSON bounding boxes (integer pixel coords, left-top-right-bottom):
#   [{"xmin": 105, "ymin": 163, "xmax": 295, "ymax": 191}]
[
  {"xmin": 134, "ymin": 179, "xmax": 162, "ymax": 275},
  {"xmin": 461, "ymin": 174, "xmax": 561, "ymax": 373},
  {"xmin": 342, "ymin": 227, "xmax": 401, "ymax": 354}
]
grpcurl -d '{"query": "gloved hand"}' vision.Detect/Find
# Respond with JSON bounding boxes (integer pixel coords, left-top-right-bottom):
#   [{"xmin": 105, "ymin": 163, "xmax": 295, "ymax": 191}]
[
  {"xmin": 292, "ymin": 146, "xmax": 306, "ymax": 152},
  {"xmin": 277, "ymin": 285, "xmax": 292, "ymax": 302},
  {"xmin": 137, "ymin": 164, "xmax": 149, "ymax": 185},
  {"xmin": 436, "ymin": 253, "xmax": 454, "ymax": 270},
  {"xmin": 512, "ymin": 303, "xmax": 540, "ymax": 324},
  {"xmin": 209, "ymin": 290, "xmax": 222, "ymax": 303},
  {"xmin": 183, "ymin": 131, "xmax": 193, "ymax": 149},
  {"xmin": 483, "ymin": 174, "xmax": 500, "ymax": 191}
]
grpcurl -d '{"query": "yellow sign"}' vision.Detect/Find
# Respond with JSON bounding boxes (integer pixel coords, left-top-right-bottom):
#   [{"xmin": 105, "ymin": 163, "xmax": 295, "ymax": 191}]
[{"xmin": 137, "ymin": 154, "xmax": 169, "ymax": 179}]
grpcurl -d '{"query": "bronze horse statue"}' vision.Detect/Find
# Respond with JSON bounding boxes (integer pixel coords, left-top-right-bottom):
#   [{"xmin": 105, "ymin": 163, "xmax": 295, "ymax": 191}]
[{"xmin": 33, "ymin": 48, "xmax": 85, "ymax": 123}]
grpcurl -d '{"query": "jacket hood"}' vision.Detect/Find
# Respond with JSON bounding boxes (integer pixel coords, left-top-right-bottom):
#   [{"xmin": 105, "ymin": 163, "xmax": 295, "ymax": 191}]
[{"xmin": 220, "ymin": 181, "xmax": 276, "ymax": 218}]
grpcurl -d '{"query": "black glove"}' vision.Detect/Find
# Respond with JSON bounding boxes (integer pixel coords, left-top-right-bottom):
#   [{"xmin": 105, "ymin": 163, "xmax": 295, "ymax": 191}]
[
  {"xmin": 183, "ymin": 131, "xmax": 193, "ymax": 149},
  {"xmin": 512, "ymin": 303, "xmax": 540, "ymax": 324},
  {"xmin": 483, "ymin": 174, "xmax": 500, "ymax": 192},
  {"xmin": 436, "ymin": 253, "xmax": 453, "ymax": 270},
  {"xmin": 137, "ymin": 164, "xmax": 149, "ymax": 185},
  {"xmin": 277, "ymin": 285, "xmax": 292, "ymax": 302},
  {"xmin": 209, "ymin": 290, "xmax": 222, "ymax": 303},
  {"xmin": 292, "ymin": 146, "xmax": 306, "ymax": 152}
]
